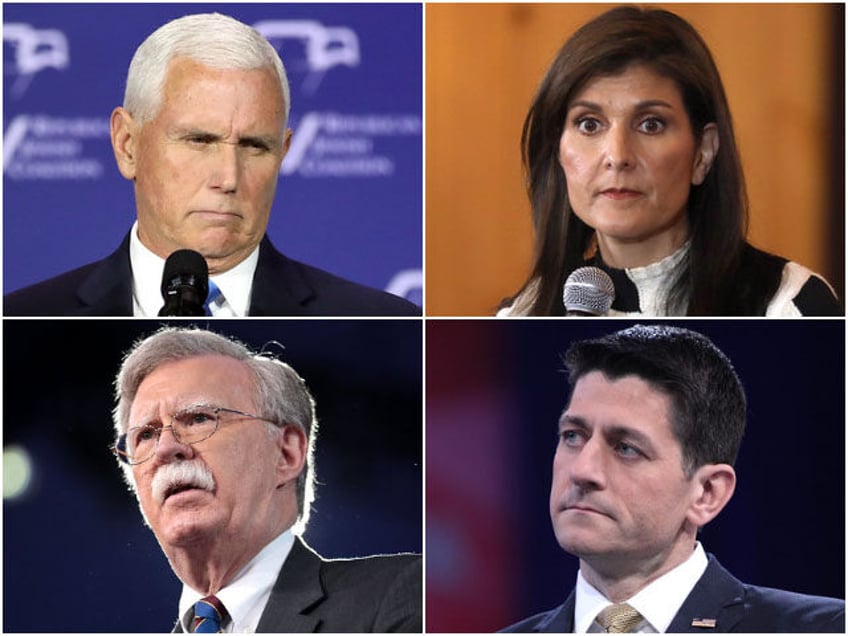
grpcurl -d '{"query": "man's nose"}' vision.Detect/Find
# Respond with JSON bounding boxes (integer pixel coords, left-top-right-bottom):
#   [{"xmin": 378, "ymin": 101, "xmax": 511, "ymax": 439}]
[
  {"xmin": 210, "ymin": 142, "xmax": 240, "ymax": 193},
  {"xmin": 568, "ymin": 438, "xmax": 606, "ymax": 490},
  {"xmin": 153, "ymin": 426, "xmax": 195, "ymax": 463}
]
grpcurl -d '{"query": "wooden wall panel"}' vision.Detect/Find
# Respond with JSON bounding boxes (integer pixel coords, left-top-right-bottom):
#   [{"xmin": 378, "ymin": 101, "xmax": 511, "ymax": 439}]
[{"xmin": 426, "ymin": 3, "xmax": 842, "ymax": 315}]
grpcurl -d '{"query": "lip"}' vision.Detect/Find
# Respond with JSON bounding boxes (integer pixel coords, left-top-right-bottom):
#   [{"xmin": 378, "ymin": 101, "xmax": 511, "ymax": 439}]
[
  {"xmin": 163, "ymin": 485, "xmax": 211, "ymax": 504},
  {"xmin": 190, "ymin": 209, "xmax": 242, "ymax": 219},
  {"xmin": 566, "ymin": 505, "xmax": 603, "ymax": 514},
  {"xmin": 599, "ymin": 188, "xmax": 643, "ymax": 200}
]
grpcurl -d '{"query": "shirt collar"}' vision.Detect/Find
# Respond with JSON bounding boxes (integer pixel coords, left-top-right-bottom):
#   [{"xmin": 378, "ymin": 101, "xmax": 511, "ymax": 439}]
[
  {"xmin": 574, "ymin": 542, "xmax": 709, "ymax": 633},
  {"xmin": 178, "ymin": 529, "xmax": 295, "ymax": 633},
  {"xmin": 128, "ymin": 221, "xmax": 260, "ymax": 317}
]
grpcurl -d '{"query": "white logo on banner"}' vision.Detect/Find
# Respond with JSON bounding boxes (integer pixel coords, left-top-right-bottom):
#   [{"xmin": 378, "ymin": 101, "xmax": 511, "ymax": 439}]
[
  {"xmin": 3, "ymin": 115, "xmax": 109, "ymax": 180},
  {"xmin": 254, "ymin": 19, "xmax": 359, "ymax": 95},
  {"xmin": 386, "ymin": 268, "xmax": 423, "ymax": 306},
  {"xmin": 283, "ymin": 112, "xmax": 421, "ymax": 177},
  {"xmin": 4, "ymin": 23, "xmax": 69, "ymax": 97}
]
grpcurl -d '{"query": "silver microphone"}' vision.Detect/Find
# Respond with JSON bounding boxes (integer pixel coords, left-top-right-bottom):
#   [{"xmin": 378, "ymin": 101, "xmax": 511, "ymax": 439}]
[{"xmin": 563, "ymin": 267, "xmax": 615, "ymax": 316}]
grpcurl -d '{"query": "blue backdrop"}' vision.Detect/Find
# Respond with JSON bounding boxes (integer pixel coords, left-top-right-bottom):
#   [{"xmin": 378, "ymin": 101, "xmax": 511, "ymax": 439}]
[
  {"xmin": 3, "ymin": 3, "xmax": 422, "ymax": 304},
  {"xmin": 3, "ymin": 319, "xmax": 422, "ymax": 632}
]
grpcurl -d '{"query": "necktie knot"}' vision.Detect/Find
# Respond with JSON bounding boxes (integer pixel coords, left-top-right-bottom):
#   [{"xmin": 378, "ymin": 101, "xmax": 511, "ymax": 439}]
[
  {"xmin": 193, "ymin": 595, "xmax": 229, "ymax": 633},
  {"xmin": 595, "ymin": 603, "xmax": 644, "ymax": 633}
]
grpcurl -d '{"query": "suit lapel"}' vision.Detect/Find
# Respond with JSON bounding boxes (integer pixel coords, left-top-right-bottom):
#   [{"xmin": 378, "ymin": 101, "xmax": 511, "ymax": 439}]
[
  {"xmin": 537, "ymin": 591, "xmax": 576, "ymax": 632},
  {"xmin": 74, "ymin": 234, "xmax": 134, "ymax": 315},
  {"xmin": 255, "ymin": 536, "xmax": 325, "ymax": 633},
  {"xmin": 667, "ymin": 555, "xmax": 747, "ymax": 633},
  {"xmin": 248, "ymin": 237, "xmax": 316, "ymax": 315}
]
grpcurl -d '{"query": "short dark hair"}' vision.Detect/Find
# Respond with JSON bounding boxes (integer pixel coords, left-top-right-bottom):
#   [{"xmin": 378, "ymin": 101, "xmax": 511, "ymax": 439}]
[{"xmin": 563, "ymin": 325, "xmax": 745, "ymax": 475}]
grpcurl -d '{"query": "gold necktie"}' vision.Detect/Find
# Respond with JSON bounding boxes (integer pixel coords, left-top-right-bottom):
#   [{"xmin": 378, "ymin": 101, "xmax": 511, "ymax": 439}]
[{"xmin": 595, "ymin": 603, "xmax": 644, "ymax": 633}]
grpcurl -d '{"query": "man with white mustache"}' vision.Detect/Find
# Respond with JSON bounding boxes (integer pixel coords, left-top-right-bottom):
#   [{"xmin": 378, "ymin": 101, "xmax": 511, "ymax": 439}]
[{"xmin": 111, "ymin": 326, "xmax": 421, "ymax": 632}]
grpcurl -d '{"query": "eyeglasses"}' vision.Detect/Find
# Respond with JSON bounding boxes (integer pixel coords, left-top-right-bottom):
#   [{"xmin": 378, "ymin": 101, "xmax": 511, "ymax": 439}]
[{"xmin": 113, "ymin": 405, "xmax": 272, "ymax": 465}]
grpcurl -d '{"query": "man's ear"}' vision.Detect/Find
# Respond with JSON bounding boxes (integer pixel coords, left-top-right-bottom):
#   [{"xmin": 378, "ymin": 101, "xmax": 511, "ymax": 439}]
[
  {"xmin": 691, "ymin": 123, "xmax": 719, "ymax": 186},
  {"xmin": 275, "ymin": 424, "xmax": 307, "ymax": 488},
  {"xmin": 686, "ymin": 463, "xmax": 736, "ymax": 528},
  {"xmin": 111, "ymin": 107, "xmax": 140, "ymax": 181}
]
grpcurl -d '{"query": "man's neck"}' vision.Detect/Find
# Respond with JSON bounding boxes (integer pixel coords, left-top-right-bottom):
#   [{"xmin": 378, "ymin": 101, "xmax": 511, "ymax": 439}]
[
  {"xmin": 579, "ymin": 539, "xmax": 697, "ymax": 603},
  {"xmin": 165, "ymin": 517, "xmax": 296, "ymax": 595}
]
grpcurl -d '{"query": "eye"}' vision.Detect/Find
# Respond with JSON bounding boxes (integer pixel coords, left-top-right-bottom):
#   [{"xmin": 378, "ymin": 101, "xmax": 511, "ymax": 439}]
[
  {"xmin": 132, "ymin": 426, "xmax": 158, "ymax": 446},
  {"xmin": 242, "ymin": 139, "xmax": 271, "ymax": 154},
  {"xmin": 177, "ymin": 408, "xmax": 217, "ymax": 427},
  {"xmin": 184, "ymin": 133, "xmax": 216, "ymax": 147},
  {"xmin": 637, "ymin": 116, "xmax": 665, "ymax": 135},
  {"xmin": 614, "ymin": 441, "xmax": 642, "ymax": 458},
  {"xmin": 575, "ymin": 116, "xmax": 602, "ymax": 135},
  {"xmin": 559, "ymin": 429, "xmax": 586, "ymax": 448}
]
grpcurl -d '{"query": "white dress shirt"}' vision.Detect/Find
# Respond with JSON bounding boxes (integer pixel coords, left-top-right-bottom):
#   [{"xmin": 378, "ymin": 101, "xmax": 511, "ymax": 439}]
[
  {"xmin": 129, "ymin": 221, "xmax": 259, "ymax": 317},
  {"xmin": 575, "ymin": 542, "xmax": 710, "ymax": 633},
  {"xmin": 178, "ymin": 529, "xmax": 295, "ymax": 633}
]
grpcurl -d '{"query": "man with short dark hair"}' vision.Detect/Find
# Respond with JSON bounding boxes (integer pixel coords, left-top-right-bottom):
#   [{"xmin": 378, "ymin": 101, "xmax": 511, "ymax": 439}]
[
  {"xmin": 112, "ymin": 326, "xmax": 421, "ymax": 632},
  {"xmin": 504, "ymin": 325, "xmax": 844, "ymax": 633}
]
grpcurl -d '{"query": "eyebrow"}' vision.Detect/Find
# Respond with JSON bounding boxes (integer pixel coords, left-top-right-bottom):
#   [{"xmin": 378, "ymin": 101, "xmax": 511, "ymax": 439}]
[
  {"xmin": 559, "ymin": 413, "xmax": 658, "ymax": 455},
  {"xmin": 567, "ymin": 99, "xmax": 675, "ymax": 113}
]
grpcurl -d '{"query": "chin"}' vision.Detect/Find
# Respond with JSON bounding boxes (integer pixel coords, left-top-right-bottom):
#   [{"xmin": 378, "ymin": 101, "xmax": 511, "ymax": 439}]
[{"xmin": 155, "ymin": 504, "xmax": 221, "ymax": 547}]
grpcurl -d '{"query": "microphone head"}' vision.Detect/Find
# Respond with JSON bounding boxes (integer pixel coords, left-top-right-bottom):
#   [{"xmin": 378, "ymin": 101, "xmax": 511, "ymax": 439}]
[
  {"xmin": 159, "ymin": 249, "xmax": 209, "ymax": 316},
  {"xmin": 563, "ymin": 267, "xmax": 615, "ymax": 316}
]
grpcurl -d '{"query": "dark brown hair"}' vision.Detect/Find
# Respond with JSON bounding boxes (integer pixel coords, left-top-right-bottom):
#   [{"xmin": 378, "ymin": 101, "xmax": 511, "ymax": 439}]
[
  {"xmin": 564, "ymin": 325, "xmax": 746, "ymax": 475},
  {"xmin": 514, "ymin": 6, "xmax": 752, "ymax": 315}
]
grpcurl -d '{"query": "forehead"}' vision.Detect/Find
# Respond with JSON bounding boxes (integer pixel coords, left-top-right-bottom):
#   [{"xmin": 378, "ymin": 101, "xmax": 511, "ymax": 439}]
[
  {"xmin": 570, "ymin": 63, "xmax": 685, "ymax": 108},
  {"xmin": 131, "ymin": 355, "xmax": 256, "ymax": 416},
  {"xmin": 564, "ymin": 371, "xmax": 677, "ymax": 441},
  {"xmin": 156, "ymin": 57, "xmax": 285, "ymax": 127}
]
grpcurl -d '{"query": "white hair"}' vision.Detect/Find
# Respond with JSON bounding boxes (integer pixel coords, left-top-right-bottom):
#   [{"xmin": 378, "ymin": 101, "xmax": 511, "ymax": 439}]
[
  {"xmin": 123, "ymin": 12, "xmax": 291, "ymax": 128},
  {"xmin": 113, "ymin": 327, "xmax": 317, "ymax": 532}
]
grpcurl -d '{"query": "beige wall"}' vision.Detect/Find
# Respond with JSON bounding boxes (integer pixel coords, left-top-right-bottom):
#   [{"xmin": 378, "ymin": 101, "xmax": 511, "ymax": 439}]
[{"xmin": 426, "ymin": 3, "xmax": 842, "ymax": 315}]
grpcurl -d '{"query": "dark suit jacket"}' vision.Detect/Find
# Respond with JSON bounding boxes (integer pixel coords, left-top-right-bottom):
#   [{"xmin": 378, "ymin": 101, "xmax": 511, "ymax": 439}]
[
  {"xmin": 4, "ymin": 234, "xmax": 420, "ymax": 316},
  {"xmin": 501, "ymin": 555, "xmax": 845, "ymax": 633},
  {"xmin": 175, "ymin": 537, "xmax": 422, "ymax": 633}
]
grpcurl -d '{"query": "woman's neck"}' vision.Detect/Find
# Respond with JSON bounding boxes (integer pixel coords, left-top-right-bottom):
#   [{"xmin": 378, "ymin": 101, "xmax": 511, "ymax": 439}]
[{"xmin": 596, "ymin": 227, "xmax": 688, "ymax": 269}]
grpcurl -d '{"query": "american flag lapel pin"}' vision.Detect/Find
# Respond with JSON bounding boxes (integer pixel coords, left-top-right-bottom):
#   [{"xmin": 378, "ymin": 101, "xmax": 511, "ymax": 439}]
[{"xmin": 691, "ymin": 618, "xmax": 717, "ymax": 628}]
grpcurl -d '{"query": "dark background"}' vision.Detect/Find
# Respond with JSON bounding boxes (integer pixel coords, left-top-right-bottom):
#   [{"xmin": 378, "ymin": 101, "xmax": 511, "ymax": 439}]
[
  {"xmin": 426, "ymin": 319, "xmax": 845, "ymax": 632},
  {"xmin": 4, "ymin": 319, "xmax": 422, "ymax": 632}
]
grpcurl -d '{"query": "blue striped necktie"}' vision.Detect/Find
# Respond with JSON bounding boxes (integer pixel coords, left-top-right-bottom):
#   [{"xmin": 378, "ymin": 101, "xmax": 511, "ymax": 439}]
[
  {"xmin": 193, "ymin": 595, "xmax": 228, "ymax": 633},
  {"xmin": 204, "ymin": 281, "xmax": 222, "ymax": 316}
]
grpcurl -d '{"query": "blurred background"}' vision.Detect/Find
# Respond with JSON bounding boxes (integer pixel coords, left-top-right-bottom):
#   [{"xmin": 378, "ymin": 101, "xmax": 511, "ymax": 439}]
[
  {"xmin": 426, "ymin": 319, "xmax": 844, "ymax": 631},
  {"xmin": 426, "ymin": 3, "xmax": 844, "ymax": 315},
  {"xmin": 4, "ymin": 319, "xmax": 422, "ymax": 632},
  {"xmin": 4, "ymin": 3, "xmax": 422, "ymax": 305}
]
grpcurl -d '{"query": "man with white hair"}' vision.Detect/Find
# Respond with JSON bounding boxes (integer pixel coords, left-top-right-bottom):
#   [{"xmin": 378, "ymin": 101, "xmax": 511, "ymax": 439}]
[
  {"xmin": 111, "ymin": 326, "xmax": 421, "ymax": 632},
  {"xmin": 5, "ymin": 13, "xmax": 418, "ymax": 317}
]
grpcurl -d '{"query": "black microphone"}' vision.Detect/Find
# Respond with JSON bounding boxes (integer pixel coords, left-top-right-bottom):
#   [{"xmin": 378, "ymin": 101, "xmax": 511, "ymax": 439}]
[
  {"xmin": 158, "ymin": 249, "xmax": 209, "ymax": 316},
  {"xmin": 563, "ymin": 266, "xmax": 615, "ymax": 316}
]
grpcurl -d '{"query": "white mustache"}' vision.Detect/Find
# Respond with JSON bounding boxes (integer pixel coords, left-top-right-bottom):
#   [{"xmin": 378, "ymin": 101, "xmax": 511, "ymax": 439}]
[{"xmin": 151, "ymin": 461, "xmax": 215, "ymax": 504}]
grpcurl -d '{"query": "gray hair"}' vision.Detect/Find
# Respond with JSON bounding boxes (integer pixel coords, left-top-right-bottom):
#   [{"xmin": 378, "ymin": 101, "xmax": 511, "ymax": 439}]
[
  {"xmin": 113, "ymin": 326, "xmax": 316, "ymax": 531},
  {"xmin": 123, "ymin": 12, "xmax": 291, "ymax": 128}
]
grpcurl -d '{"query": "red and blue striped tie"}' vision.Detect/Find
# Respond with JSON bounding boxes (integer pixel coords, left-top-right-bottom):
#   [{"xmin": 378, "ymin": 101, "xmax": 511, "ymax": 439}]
[{"xmin": 193, "ymin": 595, "xmax": 228, "ymax": 633}]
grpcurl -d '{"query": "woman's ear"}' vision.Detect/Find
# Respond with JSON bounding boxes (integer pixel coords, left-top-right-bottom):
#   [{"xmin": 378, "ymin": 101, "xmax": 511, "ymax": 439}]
[{"xmin": 691, "ymin": 123, "xmax": 719, "ymax": 186}]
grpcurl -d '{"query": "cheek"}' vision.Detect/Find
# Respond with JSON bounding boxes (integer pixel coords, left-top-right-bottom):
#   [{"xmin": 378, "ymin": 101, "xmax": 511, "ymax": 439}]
[{"xmin": 650, "ymin": 143, "xmax": 697, "ymax": 199}]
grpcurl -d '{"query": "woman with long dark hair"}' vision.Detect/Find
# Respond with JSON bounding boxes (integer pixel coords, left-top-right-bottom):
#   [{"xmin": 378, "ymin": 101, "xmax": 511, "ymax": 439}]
[{"xmin": 499, "ymin": 6, "xmax": 840, "ymax": 316}]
